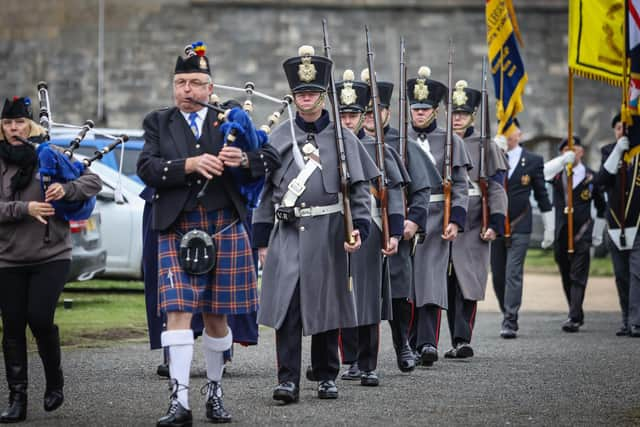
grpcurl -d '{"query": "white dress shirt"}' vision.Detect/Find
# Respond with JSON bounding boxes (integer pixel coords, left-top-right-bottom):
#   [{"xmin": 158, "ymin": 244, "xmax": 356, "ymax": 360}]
[{"xmin": 507, "ymin": 145, "xmax": 523, "ymax": 179}]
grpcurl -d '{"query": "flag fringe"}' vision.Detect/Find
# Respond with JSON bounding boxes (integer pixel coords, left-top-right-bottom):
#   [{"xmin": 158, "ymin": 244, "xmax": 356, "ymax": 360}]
[{"xmin": 569, "ymin": 67, "xmax": 623, "ymax": 87}]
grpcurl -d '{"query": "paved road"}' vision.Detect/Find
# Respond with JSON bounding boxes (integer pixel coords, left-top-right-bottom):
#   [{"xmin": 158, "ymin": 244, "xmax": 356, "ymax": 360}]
[{"xmin": 2, "ymin": 274, "xmax": 639, "ymax": 426}]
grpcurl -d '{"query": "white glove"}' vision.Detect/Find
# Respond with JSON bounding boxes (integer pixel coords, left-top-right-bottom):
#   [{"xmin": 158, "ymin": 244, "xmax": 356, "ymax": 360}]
[
  {"xmin": 541, "ymin": 210, "xmax": 555, "ymax": 249},
  {"xmin": 494, "ymin": 135, "xmax": 508, "ymax": 152},
  {"xmin": 562, "ymin": 150, "xmax": 576, "ymax": 165},
  {"xmin": 616, "ymin": 136, "xmax": 630, "ymax": 152},
  {"xmin": 544, "ymin": 151, "xmax": 576, "ymax": 181},
  {"xmin": 604, "ymin": 136, "xmax": 630, "ymax": 174},
  {"xmin": 592, "ymin": 218, "xmax": 606, "ymax": 247}
]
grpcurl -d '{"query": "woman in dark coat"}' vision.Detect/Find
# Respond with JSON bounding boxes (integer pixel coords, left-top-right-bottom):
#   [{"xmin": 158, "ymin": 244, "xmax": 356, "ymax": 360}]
[{"xmin": 0, "ymin": 96, "xmax": 102, "ymax": 423}]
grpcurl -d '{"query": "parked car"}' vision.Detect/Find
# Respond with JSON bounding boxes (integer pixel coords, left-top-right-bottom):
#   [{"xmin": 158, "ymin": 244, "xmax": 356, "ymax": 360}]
[
  {"xmin": 68, "ymin": 209, "xmax": 107, "ymax": 282},
  {"xmin": 87, "ymin": 159, "xmax": 145, "ymax": 279}
]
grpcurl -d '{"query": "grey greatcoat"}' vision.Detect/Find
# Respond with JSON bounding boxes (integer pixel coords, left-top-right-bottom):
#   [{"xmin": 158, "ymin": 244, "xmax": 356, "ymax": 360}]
[
  {"xmin": 409, "ymin": 125, "xmax": 471, "ymax": 309},
  {"xmin": 351, "ymin": 136, "xmax": 410, "ymax": 325},
  {"xmin": 384, "ymin": 127, "xmax": 442, "ymax": 299},
  {"xmin": 450, "ymin": 131, "xmax": 508, "ymax": 301},
  {"xmin": 254, "ymin": 116, "xmax": 380, "ymax": 336}
]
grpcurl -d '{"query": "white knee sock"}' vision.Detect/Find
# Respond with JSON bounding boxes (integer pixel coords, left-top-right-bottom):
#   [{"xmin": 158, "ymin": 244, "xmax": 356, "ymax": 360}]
[
  {"xmin": 161, "ymin": 329, "xmax": 194, "ymax": 409},
  {"xmin": 202, "ymin": 328, "xmax": 233, "ymax": 383}
]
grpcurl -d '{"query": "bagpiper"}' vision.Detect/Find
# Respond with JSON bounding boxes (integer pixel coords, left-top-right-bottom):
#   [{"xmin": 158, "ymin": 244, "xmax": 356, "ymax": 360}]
[
  {"xmin": 544, "ymin": 136, "xmax": 606, "ymax": 332},
  {"xmin": 596, "ymin": 113, "xmax": 640, "ymax": 337},
  {"xmin": 253, "ymin": 46, "xmax": 379, "ymax": 403},
  {"xmin": 446, "ymin": 80, "xmax": 508, "ymax": 358},
  {"xmin": 137, "ymin": 42, "xmax": 264, "ymax": 426},
  {"xmin": 407, "ymin": 66, "xmax": 472, "ymax": 366}
]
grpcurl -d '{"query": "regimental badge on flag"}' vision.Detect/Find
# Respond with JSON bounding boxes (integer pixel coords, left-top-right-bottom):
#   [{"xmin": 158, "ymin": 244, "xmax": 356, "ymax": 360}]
[
  {"xmin": 568, "ymin": 0, "xmax": 625, "ymax": 86},
  {"xmin": 485, "ymin": 0, "xmax": 528, "ymax": 137}
]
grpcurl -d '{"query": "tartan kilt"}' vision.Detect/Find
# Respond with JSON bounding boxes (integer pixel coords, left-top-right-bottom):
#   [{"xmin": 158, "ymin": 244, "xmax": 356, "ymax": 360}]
[{"xmin": 157, "ymin": 206, "xmax": 258, "ymax": 315}]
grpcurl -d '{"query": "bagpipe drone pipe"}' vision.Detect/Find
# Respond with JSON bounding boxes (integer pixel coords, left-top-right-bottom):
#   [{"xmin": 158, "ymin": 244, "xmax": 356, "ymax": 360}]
[
  {"xmin": 186, "ymin": 76, "xmax": 292, "ymax": 209},
  {"xmin": 34, "ymin": 82, "xmax": 128, "ymax": 225}
]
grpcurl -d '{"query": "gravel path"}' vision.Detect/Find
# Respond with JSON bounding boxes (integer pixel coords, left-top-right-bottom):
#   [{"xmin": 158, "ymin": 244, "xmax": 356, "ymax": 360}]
[{"xmin": 3, "ymin": 310, "xmax": 639, "ymax": 426}]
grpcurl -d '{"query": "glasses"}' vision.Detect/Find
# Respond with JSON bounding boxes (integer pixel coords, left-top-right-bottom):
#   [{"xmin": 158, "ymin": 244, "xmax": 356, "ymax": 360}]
[{"xmin": 173, "ymin": 79, "xmax": 210, "ymax": 89}]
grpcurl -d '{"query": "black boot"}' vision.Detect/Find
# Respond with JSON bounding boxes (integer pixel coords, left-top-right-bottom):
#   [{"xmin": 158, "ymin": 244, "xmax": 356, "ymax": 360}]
[
  {"xmin": 157, "ymin": 380, "xmax": 192, "ymax": 427},
  {"xmin": 35, "ymin": 326, "xmax": 64, "ymax": 412},
  {"xmin": 389, "ymin": 299, "xmax": 416, "ymax": 373},
  {"xmin": 201, "ymin": 381, "xmax": 231, "ymax": 423},
  {"xmin": 0, "ymin": 337, "xmax": 28, "ymax": 423}
]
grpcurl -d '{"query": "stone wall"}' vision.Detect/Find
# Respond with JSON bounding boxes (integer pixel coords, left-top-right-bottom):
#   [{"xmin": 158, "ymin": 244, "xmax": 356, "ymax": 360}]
[{"xmin": 0, "ymin": 0, "xmax": 620, "ymax": 165}]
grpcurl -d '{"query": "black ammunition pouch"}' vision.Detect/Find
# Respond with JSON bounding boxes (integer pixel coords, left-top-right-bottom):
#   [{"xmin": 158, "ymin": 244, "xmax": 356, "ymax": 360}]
[{"xmin": 276, "ymin": 206, "xmax": 296, "ymax": 223}]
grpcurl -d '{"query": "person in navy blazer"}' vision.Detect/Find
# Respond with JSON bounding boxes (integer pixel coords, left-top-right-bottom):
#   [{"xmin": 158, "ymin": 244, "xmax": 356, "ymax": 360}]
[{"xmin": 490, "ymin": 120, "xmax": 552, "ymax": 339}]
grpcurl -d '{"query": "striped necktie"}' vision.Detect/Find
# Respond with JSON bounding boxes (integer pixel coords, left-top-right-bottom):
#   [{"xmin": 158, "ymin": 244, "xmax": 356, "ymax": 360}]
[{"xmin": 189, "ymin": 112, "xmax": 199, "ymax": 139}]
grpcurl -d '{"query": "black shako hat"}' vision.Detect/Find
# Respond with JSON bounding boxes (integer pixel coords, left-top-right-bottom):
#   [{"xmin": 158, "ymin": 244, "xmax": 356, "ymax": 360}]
[
  {"xmin": 175, "ymin": 41, "xmax": 211, "ymax": 75},
  {"xmin": 283, "ymin": 45, "xmax": 333, "ymax": 93},
  {"xmin": 360, "ymin": 68, "xmax": 394, "ymax": 111},
  {"xmin": 451, "ymin": 80, "xmax": 482, "ymax": 114},
  {"xmin": 336, "ymin": 69, "xmax": 369, "ymax": 113},
  {"xmin": 1, "ymin": 97, "xmax": 33, "ymax": 120},
  {"xmin": 559, "ymin": 135, "xmax": 582, "ymax": 151},
  {"xmin": 407, "ymin": 66, "xmax": 448, "ymax": 109}
]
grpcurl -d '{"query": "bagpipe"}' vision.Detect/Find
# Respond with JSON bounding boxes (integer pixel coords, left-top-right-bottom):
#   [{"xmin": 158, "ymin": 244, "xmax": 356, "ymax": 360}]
[
  {"xmin": 180, "ymin": 49, "xmax": 294, "ymax": 209},
  {"xmin": 31, "ymin": 82, "xmax": 129, "ymax": 241}
]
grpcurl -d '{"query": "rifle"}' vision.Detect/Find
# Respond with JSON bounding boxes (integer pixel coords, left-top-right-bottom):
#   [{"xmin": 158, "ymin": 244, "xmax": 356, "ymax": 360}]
[
  {"xmin": 398, "ymin": 37, "xmax": 408, "ymax": 172},
  {"xmin": 443, "ymin": 40, "xmax": 454, "ymax": 235},
  {"xmin": 399, "ymin": 36, "xmax": 420, "ymax": 253},
  {"xmin": 479, "ymin": 56, "xmax": 490, "ymax": 235},
  {"xmin": 365, "ymin": 26, "xmax": 391, "ymax": 251},
  {"xmin": 322, "ymin": 19, "xmax": 356, "ymax": 245}
]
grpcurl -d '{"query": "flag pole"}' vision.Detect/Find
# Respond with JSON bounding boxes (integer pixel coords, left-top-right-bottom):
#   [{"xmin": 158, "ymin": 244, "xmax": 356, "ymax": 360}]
[
  {"xmin": 567, "ymin": 68, "xmax": 575, "ymax": 254},
  {"xmin": 500, "ymin": 46, "xmax": 505, "ymax": 135},
  {"xmin": 619, "ymin": 0, "xmax": 630, "ymax": 247}
]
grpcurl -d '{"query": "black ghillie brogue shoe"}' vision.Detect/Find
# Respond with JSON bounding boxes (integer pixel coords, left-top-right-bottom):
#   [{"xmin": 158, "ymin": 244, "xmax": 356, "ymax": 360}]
[
  {"xmin": 202, "ymin": 381, "xmax": 231, "ymax": 423},
  {"xmin": 157, "ymin": 380, "xmax": 192, "ymax": 427}
]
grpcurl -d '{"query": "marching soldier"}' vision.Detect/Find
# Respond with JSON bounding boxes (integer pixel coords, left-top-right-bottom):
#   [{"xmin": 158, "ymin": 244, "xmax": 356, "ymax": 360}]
[
  {"xmin": 597, "ymin": 113, "xmax": 640, "ymax": 337},
  {"xmin": 253, "ymin": 47, "xmax": 379, "ymax": 403},
  {"xmin": 138, "ymin": 43, "xmax": 264, "ymax": 425},
  {"xmin": 446, "ymin": 81, "xmax": 508, "ymax": 358},
  {"xmin": 544, "ymin": 136, "xmax": 606, "ymax": 332},
  {"xmin": 490, "ymin": 120, "xmax": 553, "ymax": 339},
  {"xmin": 333, "ymin": 69, "xmax": 409, "ymax": 386},
  {"xmin": 358, "ymin": 70, "xmax": 440, "ymax": 373},
  {"xmin": 407, "ymin": 66, "xmax": 471, "ymax": 366}
]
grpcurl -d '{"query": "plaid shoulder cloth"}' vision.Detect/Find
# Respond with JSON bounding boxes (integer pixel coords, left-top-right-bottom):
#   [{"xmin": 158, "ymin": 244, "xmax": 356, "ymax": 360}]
[{"xmin": 157, "ymin": 207, "xmax": 258, "ymax": 314}]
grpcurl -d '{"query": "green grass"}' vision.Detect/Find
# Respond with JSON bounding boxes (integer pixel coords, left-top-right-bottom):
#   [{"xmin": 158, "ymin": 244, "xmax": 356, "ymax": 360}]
[
  {"xmin": 525, "ymin": 249, "xmax": 613, "ymax": 276},
  {"xmin": 64, "ymin": 279, "xmax": 144, "ymax": 292},
  {"xmin": 0, "ymin": 281, "xmax": 148, "ymax": 349},
  {"xmin": 54, "ymin": 291, "xmax": 148, "ymax": 347}
]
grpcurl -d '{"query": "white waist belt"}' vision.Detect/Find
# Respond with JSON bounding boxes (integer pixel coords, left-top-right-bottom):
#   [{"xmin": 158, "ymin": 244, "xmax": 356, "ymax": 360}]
[
  {"xmin": 294, "ymin": 202, "xmax": 343, "ymax": 218},
  {"xmin": 430, "ymin": 194, "xmax": 445, "ymax": 203}
]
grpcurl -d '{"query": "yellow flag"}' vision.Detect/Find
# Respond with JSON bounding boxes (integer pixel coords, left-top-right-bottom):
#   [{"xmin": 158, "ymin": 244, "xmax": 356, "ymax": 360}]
[{"xmin": 568, "ymin": 0, "xmax": 625, "ymax": 86}]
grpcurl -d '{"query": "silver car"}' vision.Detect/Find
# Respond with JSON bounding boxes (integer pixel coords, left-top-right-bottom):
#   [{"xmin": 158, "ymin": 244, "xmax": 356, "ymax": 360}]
[{"xmin": 89, "ymin": 160, "xmax": 145, "ymax": 279}]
